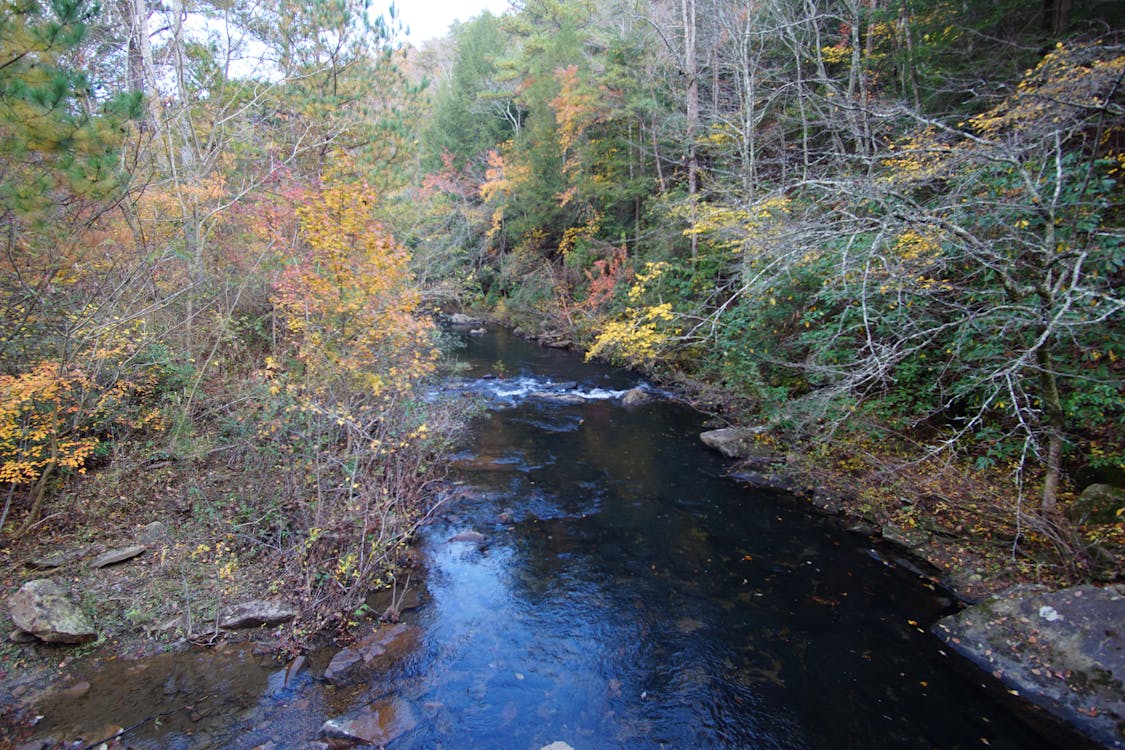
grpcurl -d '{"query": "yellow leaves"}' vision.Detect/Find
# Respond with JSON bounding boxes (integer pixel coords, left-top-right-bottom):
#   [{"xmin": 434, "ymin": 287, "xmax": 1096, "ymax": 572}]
[
  {"xmin": 820, "ymin": 45, "xmax": 851, "ymax": 65},
  {"xmin": 587, "ymin": 262, "xmax": 676, "ymax": 367},
  {"xmin": 893, "ymin": 229, "xmax": 943, "ymax": 263},
  {"xmin": 681, "ymin": 198, "xmax": 791, "ymax": 250},
  {"xmin": 0, "ymin": 362, "xmax": 96, "ymax": 484},
  {"xmin": 585, "ymin": 312, "xmax": 671, "ymax": 367},
  {"xmin": 271, "ymin": 153, "xmax": 438, "ymax": 418}
]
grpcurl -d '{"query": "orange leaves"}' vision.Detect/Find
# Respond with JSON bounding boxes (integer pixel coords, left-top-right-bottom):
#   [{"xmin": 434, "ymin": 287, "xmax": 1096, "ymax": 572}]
[{"xmin": 551, "ymin": 64, "xmax": 599, "ymax": 155}]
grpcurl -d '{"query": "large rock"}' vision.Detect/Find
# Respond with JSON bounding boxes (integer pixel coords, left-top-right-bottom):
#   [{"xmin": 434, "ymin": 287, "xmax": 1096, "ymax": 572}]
[
  {"xmin": 7, "ymin": 579, "xmax": 97, "ymax": 644},
  {"xmin": 933, "ymin": 584, "xmax": 1125, "ymax": 749},
  {"xmin": 324, "ymin": 623, "xmax": 417, "ymax": 685},
  {"xmin": 1068, "ymin": 484, "xmax": 1124, "ymax": 525},
  {"xmin": 219, "ymin": 600, "xmax": 298, "ymax": 629},
  {"xmin": 137, "ymin": 521, "xmax": 168, "ymax": 545},
  {"xmin": 90, "ymin": 545, "xmax": 146, "ymax": 569},
  {"xmin": 319, "ymin": 698, "xmax": 416, "ymax": 747},
  {"xmin": 699, "ymin": 427, "xmax": 780, "ymax": 466}
]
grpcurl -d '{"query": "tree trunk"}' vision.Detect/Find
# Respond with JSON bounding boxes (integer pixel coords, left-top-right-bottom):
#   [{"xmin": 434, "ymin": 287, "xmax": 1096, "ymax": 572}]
[
  {"xmin": 1036, "ymin": 347, "xmax": 1065, "ymax": 512},
  {"xmin": 682, "ymin": 0, "xmax": 699, "ymax": 257}
]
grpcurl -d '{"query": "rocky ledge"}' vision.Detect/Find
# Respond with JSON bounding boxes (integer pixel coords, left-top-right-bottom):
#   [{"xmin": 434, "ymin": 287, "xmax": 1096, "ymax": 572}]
[{"xmin": 933, "ymin": 584, "xmax": 1124, "ymax": 749}]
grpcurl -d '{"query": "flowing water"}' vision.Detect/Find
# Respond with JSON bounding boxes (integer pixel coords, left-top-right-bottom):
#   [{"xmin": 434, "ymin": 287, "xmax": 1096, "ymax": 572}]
[{"xmin": 29, "ymin": 328, "xmax": 1076, "ymax": 749}]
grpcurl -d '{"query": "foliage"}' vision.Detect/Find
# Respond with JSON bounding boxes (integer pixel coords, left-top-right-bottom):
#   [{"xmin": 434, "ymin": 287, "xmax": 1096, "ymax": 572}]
[{"xmin": 273, "ymin": 159, "xmax": 439, "ymax": 398}]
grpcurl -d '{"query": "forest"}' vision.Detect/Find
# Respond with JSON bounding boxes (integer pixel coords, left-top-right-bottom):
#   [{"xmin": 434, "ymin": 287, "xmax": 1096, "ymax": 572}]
[{"xmin": 0, "ymin": 0, "xmax": 1122, "ymax": 637}]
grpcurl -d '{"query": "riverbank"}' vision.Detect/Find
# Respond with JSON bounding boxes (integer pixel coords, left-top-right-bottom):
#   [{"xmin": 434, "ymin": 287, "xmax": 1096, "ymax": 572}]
[
  {"xmin": 501, "ymin": 315, "xmax": 1121, "ymax": 601},
  {"xmin": 0, "ymin": 369, "xmax": 473, "ymax": 748},
  {"xmin": 1, "ymin": 321, "xmax": 1120, "ymax": 748}
]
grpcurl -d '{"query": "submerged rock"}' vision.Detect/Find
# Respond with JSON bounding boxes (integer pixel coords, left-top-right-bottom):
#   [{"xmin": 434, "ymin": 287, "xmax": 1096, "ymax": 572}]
[
  {"xmin": 219, "ymin": 600, "xmax": 298, "ymax": 629},
  {"xmin": 448, "ymin": 530, "xmax": 486, "ymax": 544},
  {"xmin": 933, "ymin": 584, "xmax": 1125, "ymax": 749},
  {"xmin": 7, "ymin": 578, "xmax": 97, "ymax": 644},
  {"xmin": 319, "ymin": 697, "xmax": 416, "ymax": 747}
]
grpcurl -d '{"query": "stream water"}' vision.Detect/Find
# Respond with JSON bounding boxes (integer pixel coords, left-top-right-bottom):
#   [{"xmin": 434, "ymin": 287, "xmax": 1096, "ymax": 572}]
[{"xmin": 29, "ymin": 328, "xmax": 1076, "ymax": 749}]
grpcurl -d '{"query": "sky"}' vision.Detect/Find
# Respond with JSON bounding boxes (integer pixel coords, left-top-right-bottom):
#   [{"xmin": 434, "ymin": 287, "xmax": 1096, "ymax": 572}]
[{"xmin": 393, "ymin": 0, "xmax": 514, "ymax": 43}]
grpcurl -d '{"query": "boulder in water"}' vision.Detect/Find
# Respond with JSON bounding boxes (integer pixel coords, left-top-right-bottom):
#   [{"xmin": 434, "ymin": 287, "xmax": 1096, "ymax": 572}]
[
  {"xmin": 319, "ymin": 697, "xmax": 417, "ymax": 746},
  {"xmin": 449, "ymin": 313, "xmax": 483, "ymax": 327},
  {"xmin": 324, "ymin": 623, "xmax": 417, "ymax": 685},
  {"xmin": 7, "ymin": 578, "xmax": 97, "ymax": 644},
  {"xmin": 699, "ymin": 427, "xmax": 779, "ymax": 464},
  {"xmin": 621, "ymin": 388, "xmax": 653, "ymax": 407},
  {"xmin": 448, "ymin": 530, "xmax": 486, "ymax": 544}
]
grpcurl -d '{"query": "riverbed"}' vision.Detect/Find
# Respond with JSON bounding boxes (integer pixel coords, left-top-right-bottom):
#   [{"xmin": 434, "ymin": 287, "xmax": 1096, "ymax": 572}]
[{"xmin": 26, "ymin": 327, "xmax": 1078, "ymax": 749}]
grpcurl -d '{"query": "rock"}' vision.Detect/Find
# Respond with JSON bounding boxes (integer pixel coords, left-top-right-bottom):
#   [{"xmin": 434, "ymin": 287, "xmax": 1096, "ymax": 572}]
[
  {"xmin": 9, "ymin": 628, "xmax": 37, "ymax": 643},
  {"xmin": 540, "ymin": 743, "xmax": 576, "ymax": 750},
  {"xmin": 319, "ymin": 697, "xmax": 416, "ymax": 747},
  {"xmin": 323, "ymin": 649, "xmax": 363, "ymax": 684},
  {"xmin": 729, "ymin": 470, "xmax": 804, "ymax": 495},
  {"xmin": 59, "ymin": 680, "xmax": 91, "ymax": 699},
  {"xmin": 700, "ymin": 427, "xmax": 779, "ymax": 465},
  {"xmin": 219, "ymin": 600, "xmax": 298, "ymax": 630},
  {"xmin": 25, "ymin": 547, "xmax": 88, "ymax": 570},
  {"xmin": 933, "ymin": 584, "xmax": 1125, "ymax": 749},
  {"xmin": 449, "ymin": 313, "xmax": 483, "ymax": 327},
  {"xmin": 366, "ymin": 586, "xmax": 423, "ymax": 619},
  {"xmin": 880, "ymin": 523, "xmax": 930, "ymax": 549},
  {"xmin": 279, "ymin": 655, "xmax": 306, "ymax": 689},
  {"xmin": 323, "ymin": 623, "xmax": 417, "ymax": 685},
  {"xmin": 1068, "ymin": 484, "xmax": 1124, "ymax": 525},
  {"xmin": 448, "ymin": 530, "xmax": 486, "ymax": 544},
  {"xmin": 621, "ymin": 387, "xmax": 653, "ymax": 407},
  {"xmin": 543, "ymin": 339, "xmax": 572, "ymax": 349},
  {"xmin": 137, "ymin": 521, "xmax": 168, "ymax": 545},
  {"xmin": 90, "ymin": 545, "xmax": 146, "ymax": 569},
  {"xmin": 809, "ymin": 494, "xmax": 841, "ymax": 515},
  {"xmin": 7, "ymin": 579, "xmax": 97, "ymax": 644},
  {"xmin": 469, "ymin": 327, "xmax": 487, "ymax": 336},
  {"xmin": 846, "ymin": 522, "xmax": 880, "ymax": 537}
]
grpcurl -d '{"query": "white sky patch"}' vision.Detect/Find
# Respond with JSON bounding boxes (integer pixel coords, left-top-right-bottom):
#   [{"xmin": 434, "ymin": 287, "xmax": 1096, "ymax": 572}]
[{"xmin": 390, "ymin": 0, "xmax": 513, "ymax": 43}]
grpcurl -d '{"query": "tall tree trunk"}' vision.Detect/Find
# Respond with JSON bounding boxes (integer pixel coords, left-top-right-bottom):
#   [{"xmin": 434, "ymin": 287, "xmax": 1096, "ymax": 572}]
[{"xmin": 682, "ymin": 0, "xmax": 699, "ymax": 257}]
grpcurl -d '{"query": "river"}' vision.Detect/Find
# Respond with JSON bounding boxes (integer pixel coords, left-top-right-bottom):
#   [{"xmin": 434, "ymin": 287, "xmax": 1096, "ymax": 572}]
[{"xmin": 29, "ymin": 327, "xmax": 1075, "ymax": 749}]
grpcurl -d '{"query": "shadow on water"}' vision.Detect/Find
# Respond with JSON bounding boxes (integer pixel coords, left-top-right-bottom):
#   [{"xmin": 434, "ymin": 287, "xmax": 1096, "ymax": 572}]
[{"xmin": 27, "ymin": 328, "xmax": 1074, "ymax": 749}]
